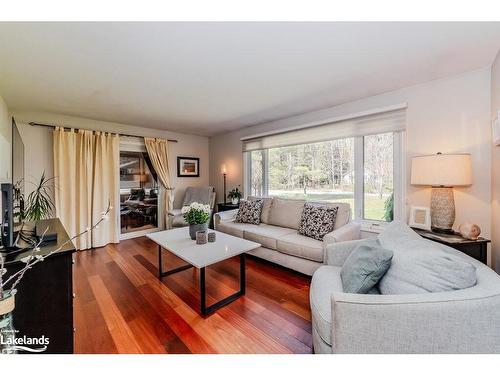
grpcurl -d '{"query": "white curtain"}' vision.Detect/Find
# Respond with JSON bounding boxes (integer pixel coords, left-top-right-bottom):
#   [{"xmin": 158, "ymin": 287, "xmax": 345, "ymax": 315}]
[
  {"xmin": 53, "ymin": 127, "xmax": 120, "ymax": 250},
  {"xmin": 144, "ymin": 137, "xmax": 173, "ymax": 229}
]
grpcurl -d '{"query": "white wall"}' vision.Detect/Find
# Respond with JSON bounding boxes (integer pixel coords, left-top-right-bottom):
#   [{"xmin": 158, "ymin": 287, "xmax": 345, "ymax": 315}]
[
  {"xmin": 210, "ymin": 68, "xmax": 493, "ymax": 264},
  {"xmin": 491, "ymin": 50, "xmax": 500, "ymax": 272},
  {"xmin": 11, "ymin": 110, "xmax": 210, "ymax": 209},
  {"xmin": 0, "ymin": 95, "xmax": 11, "ymax": 183}
]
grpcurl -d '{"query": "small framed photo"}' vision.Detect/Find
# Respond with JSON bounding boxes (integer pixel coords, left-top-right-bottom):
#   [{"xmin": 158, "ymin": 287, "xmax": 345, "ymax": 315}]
[
  {"xmin": 177, "ymin": 157, "xmax": 200, "ymax": 177},
  {"xmin": 408, "ymin": 206, "xmax": 431, "ymax": 231}
]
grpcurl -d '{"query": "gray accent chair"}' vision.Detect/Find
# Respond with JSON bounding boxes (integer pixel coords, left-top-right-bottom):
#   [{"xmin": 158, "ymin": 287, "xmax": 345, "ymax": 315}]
[
  {"xmin": 311, "ymin": 238, "xmax": 500, "ymax": 353},
  {"xmin": 168, "ymin": 186, "xmax": 216, "ymax": 228},
  {"xmin": 214, "ymin": 197, "xmax": 360, "ymax": 276}
]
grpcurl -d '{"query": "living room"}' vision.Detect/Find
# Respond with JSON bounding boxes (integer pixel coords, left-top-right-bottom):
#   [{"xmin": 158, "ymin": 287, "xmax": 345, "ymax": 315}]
[{"xmin": 1, "ymin": 1, "xmax": 500, "ymax": 372}]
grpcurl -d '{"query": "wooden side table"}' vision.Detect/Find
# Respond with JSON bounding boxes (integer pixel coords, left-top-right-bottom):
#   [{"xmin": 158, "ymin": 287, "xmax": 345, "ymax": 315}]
[
  {"xmin": 413, "ymin": 228, "xmax": 490, "ymax": 265},
  {"xmin": 217, "ymin": 203, "xmax": 239, "ymax": 212}
]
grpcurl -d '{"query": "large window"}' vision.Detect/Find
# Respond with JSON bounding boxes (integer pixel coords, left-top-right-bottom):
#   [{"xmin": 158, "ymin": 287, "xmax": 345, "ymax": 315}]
[{"xmin": 245, "ymin": 131, "xmax": 402, "ymax": 223}]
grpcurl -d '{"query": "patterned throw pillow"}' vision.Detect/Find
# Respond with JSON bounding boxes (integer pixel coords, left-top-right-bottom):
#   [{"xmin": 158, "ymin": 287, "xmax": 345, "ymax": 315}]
[
  {"xmin": 235, "ymin": 199, "xmax": 264, "ymax": 225},
  {"xmin": 298, "ymin": 203, "xmax": 338, "ymax": 241}
]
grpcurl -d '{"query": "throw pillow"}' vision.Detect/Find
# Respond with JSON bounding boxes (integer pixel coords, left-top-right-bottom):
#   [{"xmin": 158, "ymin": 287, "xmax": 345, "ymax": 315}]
[
  {"xmin": 235, "ymin": 199, "xmax": 264, "ymax": 225},
  {"xmin": 377, "ymin": 221, "xmax": 477, "ymax": 294},
  {"xmin": 340, "ymin": 241, "xmax": 394, "ymax": 294},
  {"xmin": 298, "ymin": 203, "xmax": 338, "ymax": 241}
]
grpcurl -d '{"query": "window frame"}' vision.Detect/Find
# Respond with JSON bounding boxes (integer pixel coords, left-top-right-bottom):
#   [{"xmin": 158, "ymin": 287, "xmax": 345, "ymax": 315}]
[{"xmin": 244, "ymin": 131, "xmax": 405, "ymax": 227}]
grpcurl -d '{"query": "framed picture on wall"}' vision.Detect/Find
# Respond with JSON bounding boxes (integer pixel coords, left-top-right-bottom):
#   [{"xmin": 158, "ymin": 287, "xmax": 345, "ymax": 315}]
[{"xmin": 177, "ymin": 157, "xmax": 200, "ymax": 177}]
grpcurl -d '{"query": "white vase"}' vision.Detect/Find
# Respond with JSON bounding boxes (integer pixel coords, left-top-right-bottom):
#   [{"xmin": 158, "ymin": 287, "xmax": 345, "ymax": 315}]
[{"xmin": 231, "ymin": 198, "xmax": 239, "ymax": 205}]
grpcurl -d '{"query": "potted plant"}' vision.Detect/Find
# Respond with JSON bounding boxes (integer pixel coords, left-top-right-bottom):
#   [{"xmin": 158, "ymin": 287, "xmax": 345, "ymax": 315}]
[
  {"xmin": 181, "ymin": 202, "xmax": 211, "ymax": 240},
  {"xmin": 227, "ymin": 186, "xmax": 242, "ymax": 205}
]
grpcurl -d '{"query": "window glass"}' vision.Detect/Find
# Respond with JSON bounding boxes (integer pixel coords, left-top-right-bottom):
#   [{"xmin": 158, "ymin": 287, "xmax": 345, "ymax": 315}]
[
  {"xmin": 119, "ymin": 152, "xmax": 159, "ymax": 234},
  {"xmin": 267, "ymin": 139, "xmax": 355, "ymax": 213},
  {"xmin": 363, "ymin": 132, "xmax": 394, "ymax": 221},
  {"xmin": 249, "ymin": 150, "xmax": 264, "ymax": 196}
]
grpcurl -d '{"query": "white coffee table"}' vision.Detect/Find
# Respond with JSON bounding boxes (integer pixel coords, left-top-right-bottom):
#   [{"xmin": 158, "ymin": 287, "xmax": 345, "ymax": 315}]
[{"xmin": 146, "ymin": 227, "xmax": 260, "ymax": 316}]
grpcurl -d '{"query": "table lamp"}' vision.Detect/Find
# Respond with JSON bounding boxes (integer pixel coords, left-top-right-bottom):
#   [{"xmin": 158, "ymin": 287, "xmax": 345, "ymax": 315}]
[{"xmin": 411, "ymin": 152, "xmax": 472, "ymax": 233}]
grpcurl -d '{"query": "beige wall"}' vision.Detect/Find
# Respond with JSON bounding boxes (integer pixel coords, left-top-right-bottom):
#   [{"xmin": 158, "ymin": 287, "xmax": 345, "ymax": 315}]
[
  {"xmin": 491, "ymin": 51, "xmax": 500, "ymax": 272},
  {"xmin": 11, "ymin": 110, "xmax": 210, "ymax": 209},
  {"xmin": 210, "ymin": 68, "xmax": 493, "ymax": 264}
]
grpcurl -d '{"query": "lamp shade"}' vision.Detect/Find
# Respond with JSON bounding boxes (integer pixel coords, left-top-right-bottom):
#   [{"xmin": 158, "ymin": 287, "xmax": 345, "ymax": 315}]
[{"xmin": 411, "ymin": 153, "xmax": 472, "ymax": 187}]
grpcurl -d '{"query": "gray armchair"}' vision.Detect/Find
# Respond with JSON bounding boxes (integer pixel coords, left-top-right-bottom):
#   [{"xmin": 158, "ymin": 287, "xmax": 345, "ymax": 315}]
[{"xmin": 168, "ymin": 186, "xmax": 216, "ymax": 228}]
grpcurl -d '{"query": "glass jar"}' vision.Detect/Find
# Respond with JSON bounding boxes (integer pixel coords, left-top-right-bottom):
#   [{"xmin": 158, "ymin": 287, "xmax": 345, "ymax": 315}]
[{"xmin": 0, "ymin": 291, "xmax": 17, "ymax": 354}]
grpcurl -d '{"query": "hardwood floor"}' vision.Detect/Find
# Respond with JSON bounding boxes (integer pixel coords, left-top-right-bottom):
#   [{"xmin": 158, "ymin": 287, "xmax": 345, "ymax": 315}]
[{"xmin": 73, "ymin": 235, "xmax": 313, "ymax": 353}]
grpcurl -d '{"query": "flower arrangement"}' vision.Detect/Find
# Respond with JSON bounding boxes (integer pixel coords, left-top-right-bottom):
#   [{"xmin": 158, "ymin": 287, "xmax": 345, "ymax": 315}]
[{"xmin": 181, "ymin": 202, "xmax": 211, "ymax": 225}]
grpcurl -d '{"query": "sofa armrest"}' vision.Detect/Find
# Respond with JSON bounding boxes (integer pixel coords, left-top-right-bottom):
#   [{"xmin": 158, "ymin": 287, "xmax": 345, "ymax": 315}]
[
  {"xmin": 213, "ymin": 209, "xmax": 239, "ymax": 229},
  {"xmin": 324, "ymin": 239, "xmax": 370, "ymax": 266},
  {"xmin": 323, "ymin": 221, "xmax": 361, "ymax": 246},
  {"xmin": 330, "ymin": 289, "xmax": 500, "ymax": 353}
]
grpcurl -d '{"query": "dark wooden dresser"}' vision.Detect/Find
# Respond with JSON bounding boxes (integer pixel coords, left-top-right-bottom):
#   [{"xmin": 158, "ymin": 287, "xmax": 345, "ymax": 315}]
[{"xmin": 4, "ymin": 218, "xmax": 75, "ymax": 353}]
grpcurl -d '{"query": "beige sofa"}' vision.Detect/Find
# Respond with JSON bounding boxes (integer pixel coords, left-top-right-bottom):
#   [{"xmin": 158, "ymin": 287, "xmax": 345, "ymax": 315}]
[{"xmin": 214, "ymin": 197, "xmax": 360, "ymax": 275}]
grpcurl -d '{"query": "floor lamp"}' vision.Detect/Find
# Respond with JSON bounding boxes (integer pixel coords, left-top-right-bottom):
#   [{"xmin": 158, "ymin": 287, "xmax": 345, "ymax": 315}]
[{"xmin": 222, "ymin": 164, "xmax": 227, "ymax": 205}]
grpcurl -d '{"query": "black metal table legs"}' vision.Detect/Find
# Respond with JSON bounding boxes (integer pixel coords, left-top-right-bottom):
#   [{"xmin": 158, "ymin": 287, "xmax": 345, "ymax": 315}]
[
  {"xmin": 158, "ymin": 245, "xmax": 246, "ymax": 316},
  {"xmin": 200, "ymin": 253, "xmax": 246, "ymax": 316},
  {"xmin": 158, "ymin": 244, "xmax": 194, "ymax": 278}
]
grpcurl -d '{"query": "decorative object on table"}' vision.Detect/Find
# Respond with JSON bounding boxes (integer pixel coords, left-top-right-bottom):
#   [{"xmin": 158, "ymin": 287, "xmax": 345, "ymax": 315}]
[
  {"xmin": 234, "ymin": 199, "xmax": 263, "ymax": 225},
  {"xmin": 227, "ymin": 186, "xmax": 242, "ymax": 205},
  {"xmin": 182, "ymin": 202, "xmax": 211, "ymax": 240},
  {"xmin": 208, "ymin": 232, "xmax": 216, "ymax": 242},
  {"xmin": 196, "ymin": 230, "xmax": 208, "ymax": 245},
  {"xmin": 458, "ymin": 222, "xmax": 481, "ymax": 240},
  {"xmin": 221, "ymin": 164, "xmax": 227, "ymax": 205},
  {"xmin": 0, "ymin": 290, "xmax": 16, "ymax": 354},
  {"xmin": 177, "ymin": 156, "xmax": 200, "ymax": 177},
  {"xmin": 411, "ymin": 152, "xmax": 472, "ymax": 233},
  {"xmin": 413, "ymin": 227, "xmax": 490, "ymax": 265},
  {"xmin": 492, "ymin": 110, "xmax": 500, "ymax": 146},
  {"xmin": 408, "ymin": 206, "xmax": 431, "ymax": 231},
  {"xmin": 0, "ymin": 202, "xmax": 112, "ymax": 354}
]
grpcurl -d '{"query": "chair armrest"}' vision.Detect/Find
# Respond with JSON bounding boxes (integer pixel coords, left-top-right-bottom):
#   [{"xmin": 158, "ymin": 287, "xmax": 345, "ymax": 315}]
[
  {"xmin": 324, "ymin": 239, "xmax": 370, "ymax": 266},
  {"xmin": 330, "ymin": 289, "xmax": 500, "ymax": 353},
  {"xmin": 168, "ymin": 208, "xmax": 182, "ymax": 217},
  {"xmin": 323, "ymin": 221, "xmax": 361, "ymax": 247},
  {"xmin": 213, "ymin": 209, "xmax": 239, "ymax": 228}
]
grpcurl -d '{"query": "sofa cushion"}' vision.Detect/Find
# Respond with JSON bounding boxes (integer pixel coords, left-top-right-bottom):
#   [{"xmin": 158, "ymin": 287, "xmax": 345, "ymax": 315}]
[
  {"xmin": 268, "ymin": 198, "xmax": 305, "ymax": 229},
  {"xmin": 378, "ymin": 221, "xmax": 477, "ymax": 294},
  {"xmin": 276, "ymin": 232, "xmax": 324, "ymax": 262},
  {"xmin": 328, "ymin": 202, "xmax": 351, "ymax": 230},
  {"xmin": 235, "ymin": 199, "xmax": 263, "ymax": 224},
  {"xmin": 248, "ymin": 196, "xmax": 273, "ymax": 224},
  {"xmin": 310, "ymin": 265, "xmax": 343, "ymax": 346},
  {"xmin": 340, "ymin": 241, "xmax": 393, "ymax": 293},
  {"xmin": 243, "ymin": 224, "xmax": 296, "ymax": 250},
  {"xmin": 298, "ymin": 202, "xmax": 338, "ymax": 240},
  {"xmin": 216, "ymin": 221, "xmax": 252, "ymax": 238}
]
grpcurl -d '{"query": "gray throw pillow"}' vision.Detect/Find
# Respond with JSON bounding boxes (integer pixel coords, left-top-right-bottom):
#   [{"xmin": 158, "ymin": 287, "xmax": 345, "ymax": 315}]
[
  {"xmin": 377, "ymin": 221, "xmax": 477, "ymax": 294},
  {"xmin": 340, "ymin": 241, "xmax": 394, "ymax": 294}
]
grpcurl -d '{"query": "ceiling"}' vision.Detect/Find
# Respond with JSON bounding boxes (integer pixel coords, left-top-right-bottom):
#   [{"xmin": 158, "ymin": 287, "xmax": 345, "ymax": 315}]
[{"xmin": 1, "ymin": 22, "xmax": 500, "ymax": 136}]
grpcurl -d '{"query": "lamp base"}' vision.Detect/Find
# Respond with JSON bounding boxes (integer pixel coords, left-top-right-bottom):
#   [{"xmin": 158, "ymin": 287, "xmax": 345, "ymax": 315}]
[{"xmin": 430, "ymin": 187, "xmax": 455, "ymax": 232}]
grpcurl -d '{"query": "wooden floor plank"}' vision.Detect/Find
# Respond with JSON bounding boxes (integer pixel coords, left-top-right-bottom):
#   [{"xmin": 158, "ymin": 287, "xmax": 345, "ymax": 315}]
[{"xmin": 74, "ymin": 235, "xmax": 313, "ymax": 354}]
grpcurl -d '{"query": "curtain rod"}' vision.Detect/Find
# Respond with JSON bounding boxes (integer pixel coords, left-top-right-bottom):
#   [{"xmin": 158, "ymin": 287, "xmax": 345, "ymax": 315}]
[{"xmin": 28, "ymin": 122, "xmax": 178, "ymax": 143}]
